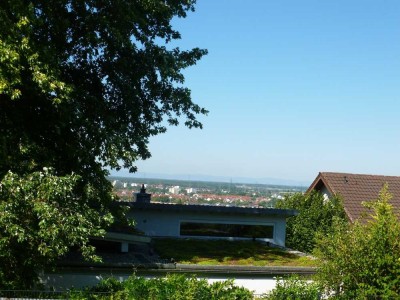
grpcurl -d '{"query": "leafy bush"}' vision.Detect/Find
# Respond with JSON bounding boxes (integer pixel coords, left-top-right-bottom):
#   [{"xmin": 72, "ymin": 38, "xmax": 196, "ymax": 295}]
[
  {"xmin": 209, "ymin": 279, "xmax": 253, "ymax": 300},
  {"xmin": 263, "ymin": 276, "xmax": 320, "ymax": 300},
  {"xmin": 0, "ymin": 170, "xmax": 112, "ymax": 289},
  {"xmin": 315, "ymin": 184, "xmax": 400, "ymax": 299},
  {"xmin": 88, "ymin": 277, "xmax": 125, "ymax": 296},
  {"xmin": 275, "ymin": 191, "xmax": 346, "ymax": 253},
  {"xmin": 73, "ymin": 274, "xmax": 254, "ymax": 300}
]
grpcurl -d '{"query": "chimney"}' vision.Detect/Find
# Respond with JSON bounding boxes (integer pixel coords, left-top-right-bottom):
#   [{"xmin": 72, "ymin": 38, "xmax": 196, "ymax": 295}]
[{"xmin": 134, "ymin": 184, "xmax": 151, "ymax": 203}]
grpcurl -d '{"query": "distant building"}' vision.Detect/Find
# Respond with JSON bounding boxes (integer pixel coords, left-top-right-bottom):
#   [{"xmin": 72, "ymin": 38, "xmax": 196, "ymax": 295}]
[
  {"xmin": 307, "ymin": 172, "xmax": 400, "ymax": 222},
  {"xmin": 186, "ymin": 188, "xmax": 196, "ymax": 194},
  {"xmin": 168, "ymin": 186, "xmax": 180, "ymax": 194}
]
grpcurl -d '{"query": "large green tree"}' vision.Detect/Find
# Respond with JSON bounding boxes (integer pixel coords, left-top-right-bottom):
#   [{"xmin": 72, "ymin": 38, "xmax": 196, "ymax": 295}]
[
  {"xmin": 315, "ymin": 184, "xmax": 400, "ymax": 299},
  {"xmin": 275, "ymin": 191, "xmax": 346, "ymax": 253},
  {"xmin": 0, "ymin": 0, "xmax": 207, "ymax": 288}
]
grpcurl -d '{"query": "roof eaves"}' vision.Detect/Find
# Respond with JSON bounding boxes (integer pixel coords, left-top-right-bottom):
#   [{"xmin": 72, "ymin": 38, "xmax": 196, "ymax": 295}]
[
  {"xmin": 306, "ymin": 172, "xmax": 336, "ymax": 196},
  {"xmin": 306, "ymin": 172, "xmax": 323, "ymax": 194}
]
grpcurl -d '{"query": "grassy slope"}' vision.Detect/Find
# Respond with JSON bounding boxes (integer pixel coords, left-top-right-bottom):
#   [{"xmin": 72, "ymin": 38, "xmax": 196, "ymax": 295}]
[{"xmin": 153, "ymin": 239, "xmax": 317, "ymax": 267}]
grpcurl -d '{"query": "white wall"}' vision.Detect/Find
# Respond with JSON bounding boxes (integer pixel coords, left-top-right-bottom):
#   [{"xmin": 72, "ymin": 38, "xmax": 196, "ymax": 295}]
[{"xmin": 319, "ymin": 185, "xmax": 332, "ymax": 199}]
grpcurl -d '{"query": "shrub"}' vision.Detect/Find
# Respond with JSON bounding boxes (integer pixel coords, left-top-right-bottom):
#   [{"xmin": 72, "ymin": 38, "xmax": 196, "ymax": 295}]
[
  {"xmin": 78, "ymin": 274, "xmax": 254, "ymax": 300},
  {"xmin": 263, "ymin": 276, "xmax": 320, "ymax": 300},
  {"xmin": 209, "ymin": 279, "xmax": 253, "ymax": 300},
  {"xmin": 275, "ymin": 191, "xmax": 346, "ymax": 253},
  {"xmin": 315, "ymin": 184, "xmax": 400, "ymax": 299}
]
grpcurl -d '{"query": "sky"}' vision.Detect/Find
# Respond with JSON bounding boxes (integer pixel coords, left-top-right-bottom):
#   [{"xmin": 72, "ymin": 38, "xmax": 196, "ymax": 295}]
[{"xmin": 114, "ymin": 0, "xmax": 400, "ymax": 185}]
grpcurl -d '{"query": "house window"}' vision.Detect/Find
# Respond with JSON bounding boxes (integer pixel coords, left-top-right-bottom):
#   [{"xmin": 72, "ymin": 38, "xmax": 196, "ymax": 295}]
[{"xmin": 180, "ymin": 222, "xmax": 274, "ymax": 238}]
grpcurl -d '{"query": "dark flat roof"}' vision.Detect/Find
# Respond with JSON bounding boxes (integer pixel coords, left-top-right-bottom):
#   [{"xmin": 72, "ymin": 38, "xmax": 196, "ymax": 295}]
[{"xmin": 124, "ymin": 202, "xmax": 297, "ymax": 217}]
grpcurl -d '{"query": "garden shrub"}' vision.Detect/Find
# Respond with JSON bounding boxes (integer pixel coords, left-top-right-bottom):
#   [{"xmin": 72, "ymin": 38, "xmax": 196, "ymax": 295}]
[
  {"xmin": 75, "ymin": 273, "xmax": 254, "ymax": 299},
  {"xmin": 264, "ymin": 276, "xmax": 320, "ymax": 300}
]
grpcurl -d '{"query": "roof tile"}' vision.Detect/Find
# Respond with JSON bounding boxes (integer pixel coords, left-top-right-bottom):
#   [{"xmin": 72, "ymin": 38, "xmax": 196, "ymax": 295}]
[{"xmin": 308, "ymin": 172, "xmax": 400, "ymax": 222}]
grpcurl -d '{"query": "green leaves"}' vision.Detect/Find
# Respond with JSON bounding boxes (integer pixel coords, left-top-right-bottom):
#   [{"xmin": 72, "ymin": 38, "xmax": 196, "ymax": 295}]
[
  {"xmin": 275, "ymin": 192, "xmax": 346, "ymax": 253},
  {"xmin": 0, "ymin": 8, "xmax": 72, "ymax": 103},
  {"xmin": 315, "ymin": 184, "xmax": 400, "ymax": 298},
  {"xmin": 0, "ymin": 169, "xmax": 113, "ymax": 289},
  {"xmin": 265, "ymin": 276, "xmax": 321, "ymax": 300},
  {"xmin": 0, "ymin": 0, "xmax": 207, "ymax": 176},
  {"xmin": 82, "ymin": 274, "xmax": 254, "ymax": 300},
  {"xmin": 0, "ymin": 0, "xmax": 206, "ymax": 288}
]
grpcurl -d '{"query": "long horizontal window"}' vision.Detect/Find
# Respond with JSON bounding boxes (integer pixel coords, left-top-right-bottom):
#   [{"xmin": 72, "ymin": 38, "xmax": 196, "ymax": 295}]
[{"xmin": 180, "ymin": 222, "xmax": 273, "ymax": 238}]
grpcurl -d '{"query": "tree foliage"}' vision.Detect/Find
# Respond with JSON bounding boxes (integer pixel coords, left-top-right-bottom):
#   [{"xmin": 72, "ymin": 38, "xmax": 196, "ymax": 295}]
[
  {"xmin": 0, "ymin": 0, "xmax": 206, "ymax": 288},
  {"xmin": 315, "ymin": 184, "xmax": 400, "ymax": 299},
  {"xmin": 0, "ymin": 169, "xmax": 112, "ymax": 288},
  {"xmin": 275, "ymin": 191, "xmax": 346, "ymax": 253}
]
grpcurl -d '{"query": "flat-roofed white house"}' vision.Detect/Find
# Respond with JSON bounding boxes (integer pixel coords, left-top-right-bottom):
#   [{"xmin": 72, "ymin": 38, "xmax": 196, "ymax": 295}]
[
  {"xmin": 128, "ymin": 185, "xmax": 297, "ymax": 247},
  {"xmin": 41, "ymin": 185, "xmax": 299, "ymax": 290}
]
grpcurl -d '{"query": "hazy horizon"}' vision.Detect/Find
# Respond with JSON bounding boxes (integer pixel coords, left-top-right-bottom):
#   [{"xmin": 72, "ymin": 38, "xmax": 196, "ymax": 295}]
[{"xmin": 109, "ymin": 170, "xmax": 313, "ymax": 187}]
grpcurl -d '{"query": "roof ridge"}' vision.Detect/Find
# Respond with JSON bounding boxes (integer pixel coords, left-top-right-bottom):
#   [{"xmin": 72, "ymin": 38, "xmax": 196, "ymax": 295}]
[{"xmin": 320, "ymin": 171, "xmax": 400, "ymax": 178}]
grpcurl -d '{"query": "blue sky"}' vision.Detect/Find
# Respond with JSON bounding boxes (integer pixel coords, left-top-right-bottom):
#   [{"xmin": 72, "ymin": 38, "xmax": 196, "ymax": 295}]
[{"xmin": 115, "ymin": 0, "xmax": 400, "ymax": 185}]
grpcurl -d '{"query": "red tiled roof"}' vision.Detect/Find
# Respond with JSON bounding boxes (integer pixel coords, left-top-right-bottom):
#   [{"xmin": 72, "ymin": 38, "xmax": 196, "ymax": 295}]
[{"xmin": 307, "ymin": 172, "xmax": 400, "ymax": 222}]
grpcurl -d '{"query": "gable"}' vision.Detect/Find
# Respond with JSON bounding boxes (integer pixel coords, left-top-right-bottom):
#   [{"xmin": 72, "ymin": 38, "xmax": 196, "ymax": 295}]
[{"xmin": 308, "ymin": 172, "xmax": 400, "ymax": 222}]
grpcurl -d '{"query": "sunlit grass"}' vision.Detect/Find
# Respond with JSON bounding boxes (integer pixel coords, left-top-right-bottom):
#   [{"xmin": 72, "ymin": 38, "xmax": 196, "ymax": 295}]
[{"xmin": 153, "ymin": 238, "xmax": 317, "ymax": 267}]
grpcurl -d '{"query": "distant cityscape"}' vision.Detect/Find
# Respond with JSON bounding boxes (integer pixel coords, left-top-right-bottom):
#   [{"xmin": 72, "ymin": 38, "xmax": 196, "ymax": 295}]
[{"xmin": 109, "ymin": 176, "xmax": 307, "ymax": 208}]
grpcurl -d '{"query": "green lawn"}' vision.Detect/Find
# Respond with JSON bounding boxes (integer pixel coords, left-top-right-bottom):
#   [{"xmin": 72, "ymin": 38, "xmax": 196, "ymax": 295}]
[{"xmin": 153, "ymin": 238, "xmax": 317, "ymax": 267}]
